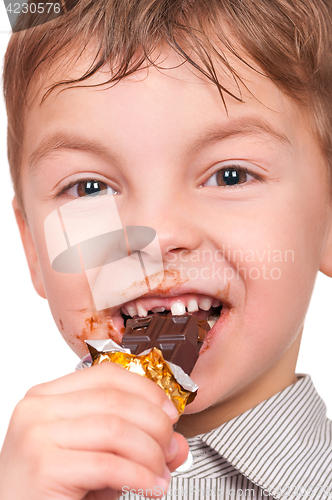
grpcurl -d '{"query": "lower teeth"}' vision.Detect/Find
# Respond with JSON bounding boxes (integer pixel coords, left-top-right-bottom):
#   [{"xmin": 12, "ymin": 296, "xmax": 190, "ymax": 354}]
[
  {"xmin": 207, "ymin": 316, "xmax": 219, "ymax": 328},
  {"xmin": 151, "ymin": 306, "xmax": 166, "ymax": 313}
]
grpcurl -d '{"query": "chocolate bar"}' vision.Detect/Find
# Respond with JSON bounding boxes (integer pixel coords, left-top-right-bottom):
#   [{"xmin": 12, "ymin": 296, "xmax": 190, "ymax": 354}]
[{"xmin": 121, "ymin": 314, "xmax": 210, "ymax": 375}]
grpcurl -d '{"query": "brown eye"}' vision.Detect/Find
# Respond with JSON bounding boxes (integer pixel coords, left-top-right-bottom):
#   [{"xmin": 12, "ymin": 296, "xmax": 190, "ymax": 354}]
[
  {"xmin": 62, "ymin": 179, "xmax": 119, "ymax": 198},
  {"xmin": 77, "ymin": 180, "xmax": 108, "ymax": 196},
  {"xmin": 57, "ymin": 179, "xmax": 119, "ymax": 199},
  {"xmin": 203, "ymin": 166, "xmax": 257, "ymax": 189},
  {"xmin": 216, "ymin": 168, "xmax": 248, "ymax": 186}
]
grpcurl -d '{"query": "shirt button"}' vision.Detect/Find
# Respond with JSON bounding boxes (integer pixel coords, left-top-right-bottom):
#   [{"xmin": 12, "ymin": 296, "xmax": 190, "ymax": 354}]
[{"xmin": 174, "ymin": 450, "xmax": 194, "ymax": 473}]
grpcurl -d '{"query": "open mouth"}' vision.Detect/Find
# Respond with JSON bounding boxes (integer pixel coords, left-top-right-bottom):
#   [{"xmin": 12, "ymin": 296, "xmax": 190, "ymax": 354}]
[{"xmin": 117, "ymin": 293, "xmax": 224, "ymax": 333}]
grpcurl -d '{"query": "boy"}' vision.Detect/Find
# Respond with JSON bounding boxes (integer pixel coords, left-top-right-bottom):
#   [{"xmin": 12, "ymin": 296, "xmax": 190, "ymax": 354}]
[{"xmin": 1, "ymin": 0, "xmax": 332, "ymax": 498}]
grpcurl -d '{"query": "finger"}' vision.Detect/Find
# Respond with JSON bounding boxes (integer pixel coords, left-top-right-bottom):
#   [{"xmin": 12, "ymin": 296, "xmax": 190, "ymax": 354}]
[
  {"xmin": 40, "ymin": 388, "xmax": 174, "ymax": 452},
  {"xmin": 84, "ymin": 489, "xmax": 120, "ymax": 500},
  {"xmin": 49, "ymin": 449, "xmax": 170, "ymax": 499},
  {"xmin": 26, "ymin": 363, "xmax": 179, "ymax": 422},
  {"xmin": 166, "ymin": 432, "xmax": 190, "ymax": 472},
  {"xmin": 44, "ymin": 414, "xmax": 168, "ymax": 478}
]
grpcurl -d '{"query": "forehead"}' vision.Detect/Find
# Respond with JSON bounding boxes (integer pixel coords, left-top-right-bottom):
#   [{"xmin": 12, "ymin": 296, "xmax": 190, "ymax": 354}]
[{"xmin": 22, "ymin": 46, "xmax": 317, "ymax": 175}]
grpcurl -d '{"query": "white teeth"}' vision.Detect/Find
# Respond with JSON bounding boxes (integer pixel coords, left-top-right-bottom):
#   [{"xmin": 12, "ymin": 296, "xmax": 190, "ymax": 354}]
[
  {"xmin": 137, "ymin": 304, "xmax": 148, "ymax": 317},
  {"xmin": 151, "ymin": 306, "xmax": 166, "ymax": 313},
  {"xmin": 199, "ymin": 297, "xmax": 213, "ymax": 311},
  {"xmin": 127, "ymin": 305, "xmax": 138, "ymax": 317},
  {"xmin": 124, "ymin": 295, "xmax": 218, "ymax": 319},
  {"xmin": 187, "ymin": 299, "xmax": 199, "ymax": 313},
  {"xmin": 121, "ymin": 305, "xmax": 129, "ymax": 316},
  {"xmin": 207, "ymin": 316, "xmax": 219, "ymax": 329},
  {"xmin": 171, "ymin": 301, "xmax": 186, "ymax": 315}
]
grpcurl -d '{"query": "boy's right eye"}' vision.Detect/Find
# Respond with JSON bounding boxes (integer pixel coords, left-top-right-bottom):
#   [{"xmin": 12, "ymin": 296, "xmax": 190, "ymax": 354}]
[{"xmin": 58, "ymin": 179, "xmax": 119, "ymax": 198}]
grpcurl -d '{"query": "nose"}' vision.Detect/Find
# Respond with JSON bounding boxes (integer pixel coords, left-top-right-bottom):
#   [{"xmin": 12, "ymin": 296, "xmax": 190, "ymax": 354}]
[{"xmin": 118, "ymin": 191, "xmax": 203, "ymax": 260}]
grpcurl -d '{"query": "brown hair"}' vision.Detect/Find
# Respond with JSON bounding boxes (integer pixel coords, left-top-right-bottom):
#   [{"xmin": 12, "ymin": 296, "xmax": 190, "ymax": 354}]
[{"xmin": 3, "ymin": 0, "xmax": 332, "ymax": 210}]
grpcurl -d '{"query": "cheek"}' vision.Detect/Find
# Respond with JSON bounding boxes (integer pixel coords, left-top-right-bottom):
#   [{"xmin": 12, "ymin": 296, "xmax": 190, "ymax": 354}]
[
  {"xmin": 33, "ymin": 226, "xmax": 93, "ymax": 312},
  {"xmin": 196, "ymin": 186, "xmax": 327, "ymax": 382},
  {"xmin": 39, "ymin": 266, "xmax": 124, "ymax": 355},
  {"xmin": 42, "ymin": 271, "xmax": 92, "ymax": 313},
  {"xmin": 236, "ymin": 206, "xmax": 322, "ymax": 346},
  {"xmin": 30, "ymin": 223, "xmax": 122, "ymax": 355}
]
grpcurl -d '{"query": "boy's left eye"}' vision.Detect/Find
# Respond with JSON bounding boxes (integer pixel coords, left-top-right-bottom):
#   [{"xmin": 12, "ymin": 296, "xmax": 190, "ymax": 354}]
[{"xmin": 203, "ymin": 166, "xmax": 259, "ymax": 187}]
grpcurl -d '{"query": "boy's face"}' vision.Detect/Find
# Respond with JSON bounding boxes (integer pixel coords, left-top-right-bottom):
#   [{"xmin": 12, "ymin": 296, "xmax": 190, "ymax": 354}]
[{"xmin": 16, "ymin": 46, "xmax": 332, "ymax": 427}]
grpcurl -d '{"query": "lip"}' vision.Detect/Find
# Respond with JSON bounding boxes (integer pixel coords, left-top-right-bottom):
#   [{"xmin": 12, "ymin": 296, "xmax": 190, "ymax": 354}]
[
  {"xmin": 113, "ymin": 277, "xmax": 235, "ymax": 312},
  {"xmin": 199, "ymin": 302, "xmax": 231, "ymax": 354},
  {"xmin": 106, "ymin": 279, "xmax": 235, "ymax": 341}
]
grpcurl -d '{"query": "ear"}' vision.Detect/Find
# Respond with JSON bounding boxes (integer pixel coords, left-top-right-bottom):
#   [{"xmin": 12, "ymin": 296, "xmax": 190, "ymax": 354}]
[
  {"xmin": 12, "ymin": 198, "xmax": 46, "ymax": 299},
  {"xmin": 319, "ymin": 214, "xmax": 332, "ymax": 278}
]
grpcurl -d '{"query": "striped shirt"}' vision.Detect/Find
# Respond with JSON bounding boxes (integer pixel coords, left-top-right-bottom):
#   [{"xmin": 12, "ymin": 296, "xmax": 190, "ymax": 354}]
[{"xmin": 121, "ymin": 375, "xmax": 332, "ymax": 500}]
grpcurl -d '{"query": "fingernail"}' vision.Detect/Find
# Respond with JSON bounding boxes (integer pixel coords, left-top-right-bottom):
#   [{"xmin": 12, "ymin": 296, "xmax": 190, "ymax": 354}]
[
  {"xmin": 162, "ymin": 399, "xmax": 178, "ymax": 420},
  {"xmin": 156, "ymin": 466, "xmax": 171, "ymax": 490},
  {"xmin": 167, "ymin": 435, "xmax": 178, "ymax": 460}
]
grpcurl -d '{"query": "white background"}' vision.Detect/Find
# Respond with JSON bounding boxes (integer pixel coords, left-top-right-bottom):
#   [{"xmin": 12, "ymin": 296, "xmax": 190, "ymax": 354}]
[{"xmin": 0, "ymin": 4, "xmax": 332, "ymax": 448}]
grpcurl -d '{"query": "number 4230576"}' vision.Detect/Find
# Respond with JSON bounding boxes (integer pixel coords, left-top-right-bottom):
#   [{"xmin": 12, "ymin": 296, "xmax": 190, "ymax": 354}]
[{"xmin": 6, "ymin": 3, "xmax": 61, "ymax": 14}]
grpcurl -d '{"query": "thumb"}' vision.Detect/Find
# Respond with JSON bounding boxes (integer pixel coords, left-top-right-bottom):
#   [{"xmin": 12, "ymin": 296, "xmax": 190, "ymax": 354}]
[{"xmin": 166, "ymin": 432, "xmax": 190, "ymax": 472}]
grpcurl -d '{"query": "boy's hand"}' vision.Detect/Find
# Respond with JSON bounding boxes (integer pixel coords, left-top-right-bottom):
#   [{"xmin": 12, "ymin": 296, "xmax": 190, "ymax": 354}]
[{"xmin": 0, "ymin": 363, "xmax": 189, "ymax": 500}]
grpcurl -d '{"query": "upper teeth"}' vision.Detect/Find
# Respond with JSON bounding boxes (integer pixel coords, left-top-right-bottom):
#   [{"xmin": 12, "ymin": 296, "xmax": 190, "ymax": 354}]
[
  {"xmin": 121, "ymin": 295, "xmax": 221, "ymax": 318},
  {"xmin": 171, "ymin": 301, "xmax": 186, "ymax": 315},
  {"xmin": 137, "ymin": 304, "xmax": 148, "ymax": 317},
  {"xmin": 199, "ymin": 297, "xmax": 213, "ymax": 311},
  {"xmin": 187, "ymin": 299, "xmax": 199, "ymax": 312},
  {"xmin": 127, "ymin": 305, "xmax": 138, "ymax": 317}
]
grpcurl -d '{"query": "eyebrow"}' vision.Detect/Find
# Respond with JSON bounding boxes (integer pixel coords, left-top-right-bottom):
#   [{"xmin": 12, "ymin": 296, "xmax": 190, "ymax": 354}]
[
  {"xmin": 29, "ymin": 116, "xmax": 291, "ymax": 173},
  {"xmin": 182, "ymin": 116, "xmax": 291, "ymax": 160},
  {"xmin": 29, "ymin": 132, "xmax": 120, "ymax": 174}
]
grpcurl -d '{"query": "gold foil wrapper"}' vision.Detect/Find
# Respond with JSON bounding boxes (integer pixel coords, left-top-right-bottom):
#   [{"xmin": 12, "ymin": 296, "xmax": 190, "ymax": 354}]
[{"xmin": 88, "ymin": 344, "xmax": 197, "ymax": 415}]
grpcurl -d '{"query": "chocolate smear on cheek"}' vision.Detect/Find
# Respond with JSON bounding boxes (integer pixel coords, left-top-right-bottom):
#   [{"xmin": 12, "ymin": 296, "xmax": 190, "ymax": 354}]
[
  {"xmin": 76, "ymin": 313, "xmax": 122, "ymax": 344},
  {"xmin": 224, "ymin": 282, "xmax": 230, "ymax": 300},
  {"xmin": 153, "ymin": 270, "xmax": 188, "ymax": 294},
  {"xmin": 57, "ymin": 318, "xmax": 77, "ymax": 347},
  {"xmin": 121, "ymin": 269, "xmax": 187, "ymax": 298},
  {"xmin": 215, "ymin": 283, "xmax": 230, "ymax": 302}
]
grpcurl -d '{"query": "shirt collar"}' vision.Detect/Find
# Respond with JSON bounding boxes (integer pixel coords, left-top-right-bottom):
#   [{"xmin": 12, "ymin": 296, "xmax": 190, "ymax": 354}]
[{"xmin": 199, "ymin": 375, "xmax": 332, "ymax": 498}]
